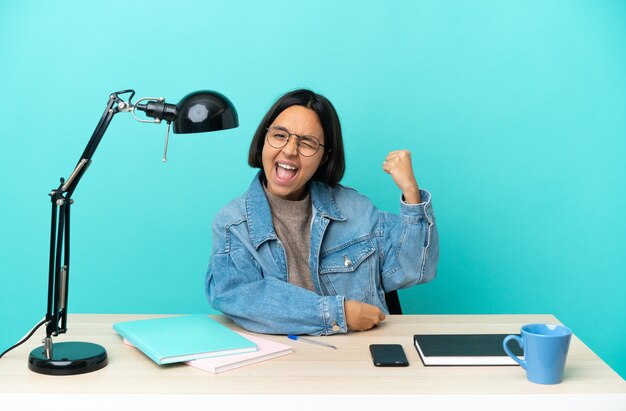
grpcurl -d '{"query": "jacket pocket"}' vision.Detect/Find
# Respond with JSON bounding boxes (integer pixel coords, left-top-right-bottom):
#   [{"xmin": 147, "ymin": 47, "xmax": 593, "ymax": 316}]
[{"xmin": 318, "ymin": 238, "xmax": 376, "ymax": 300}]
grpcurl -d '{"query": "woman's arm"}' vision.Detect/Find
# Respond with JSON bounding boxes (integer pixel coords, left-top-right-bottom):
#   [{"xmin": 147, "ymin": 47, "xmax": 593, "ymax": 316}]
[
  {"xmin": 205, "ymin": 222, "xmax": 347, "ymax": 336},
  {"xmin": 379, "ymin": 150, "xmax": 439, "ymax": 290}
]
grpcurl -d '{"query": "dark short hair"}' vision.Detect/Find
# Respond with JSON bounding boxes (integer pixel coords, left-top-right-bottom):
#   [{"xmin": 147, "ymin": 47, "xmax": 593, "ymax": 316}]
[{"xmin": 248, "ymin": 89, "xmax": 345, "ymax": 187}]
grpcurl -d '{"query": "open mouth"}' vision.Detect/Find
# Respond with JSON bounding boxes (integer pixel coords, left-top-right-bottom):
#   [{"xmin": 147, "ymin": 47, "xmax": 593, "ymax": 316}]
[{"xmin": 275, "ymin": 162, "xmax": 298, "ymax": 183}]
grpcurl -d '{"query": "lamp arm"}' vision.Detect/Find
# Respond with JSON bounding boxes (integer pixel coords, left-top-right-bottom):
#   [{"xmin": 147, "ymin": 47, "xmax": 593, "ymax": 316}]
[{"xmin": 44, "ymin": 90, "xmax": 135, "ymax": 342}]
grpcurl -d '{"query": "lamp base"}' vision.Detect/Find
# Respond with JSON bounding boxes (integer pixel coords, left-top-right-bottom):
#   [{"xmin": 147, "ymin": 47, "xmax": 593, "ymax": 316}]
[{"xmin": 28, "ymin": 341, "xmax": 108, "ymax": 375}]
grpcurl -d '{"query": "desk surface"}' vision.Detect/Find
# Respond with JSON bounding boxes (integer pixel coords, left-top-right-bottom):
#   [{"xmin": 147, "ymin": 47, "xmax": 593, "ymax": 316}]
[{"xmin": 1, "ymin": 314, "xmax": 624, "ymax": 409}]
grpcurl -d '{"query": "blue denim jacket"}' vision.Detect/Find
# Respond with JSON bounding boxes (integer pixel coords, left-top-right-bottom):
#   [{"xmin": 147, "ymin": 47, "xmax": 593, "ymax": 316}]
[{"xmin": 205, "ymin": 172, "xmax": 439, "ymax": 335}]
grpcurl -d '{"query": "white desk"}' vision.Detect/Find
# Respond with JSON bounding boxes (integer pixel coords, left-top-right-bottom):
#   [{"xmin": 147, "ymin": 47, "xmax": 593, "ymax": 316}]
[{"xmin": 1, "ymin": 314, "xmax": 624, "ymax": 410}]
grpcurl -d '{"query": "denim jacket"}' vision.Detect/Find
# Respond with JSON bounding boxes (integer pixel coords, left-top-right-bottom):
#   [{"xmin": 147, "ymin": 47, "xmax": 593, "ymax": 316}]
[{"xmin": 205, "ymin": 172, "xmax": 439, "ymax": 335}]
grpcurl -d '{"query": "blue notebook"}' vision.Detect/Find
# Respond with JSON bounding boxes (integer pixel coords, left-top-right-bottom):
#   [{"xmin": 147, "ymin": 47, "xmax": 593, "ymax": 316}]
[{"xmin": 113, "ymin": 314, "xmax": 258, "ymax": 365}]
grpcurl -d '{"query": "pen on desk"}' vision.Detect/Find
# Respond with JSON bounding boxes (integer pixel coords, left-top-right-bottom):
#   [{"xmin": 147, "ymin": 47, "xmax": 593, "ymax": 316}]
[{"xmin": 287, "ymin": 334, "xmax": 337, "ymax": 349}]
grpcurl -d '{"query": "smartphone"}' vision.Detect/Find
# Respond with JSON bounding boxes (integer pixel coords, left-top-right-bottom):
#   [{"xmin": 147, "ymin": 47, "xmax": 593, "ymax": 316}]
[{"xmin": 369, "ymin": 344, "xmax": 409, "ymax": 367}]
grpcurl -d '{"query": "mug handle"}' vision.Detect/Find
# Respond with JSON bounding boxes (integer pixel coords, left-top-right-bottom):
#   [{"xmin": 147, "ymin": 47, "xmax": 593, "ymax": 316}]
[{"xmin": 503, "ymin": 335, "xmax": 526, "ymax": 369}]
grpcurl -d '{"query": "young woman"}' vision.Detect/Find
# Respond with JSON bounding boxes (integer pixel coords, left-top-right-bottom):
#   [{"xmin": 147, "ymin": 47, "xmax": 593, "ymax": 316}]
[{"xmin": 205, "ymin": 89, "xmax": 439, "ymax": 335}]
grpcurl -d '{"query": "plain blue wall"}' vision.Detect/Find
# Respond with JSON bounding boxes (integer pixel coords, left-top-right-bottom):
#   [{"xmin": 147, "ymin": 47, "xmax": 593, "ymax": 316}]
[{"xmin": 1, "ymin": 1, "xmax": 624, "ymax": 379}]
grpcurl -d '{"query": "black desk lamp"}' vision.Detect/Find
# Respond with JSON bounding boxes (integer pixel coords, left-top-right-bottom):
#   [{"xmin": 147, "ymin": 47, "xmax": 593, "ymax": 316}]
[{"xmin": 27, "ymin": 89, "xmax": 238, "ymax": 375}]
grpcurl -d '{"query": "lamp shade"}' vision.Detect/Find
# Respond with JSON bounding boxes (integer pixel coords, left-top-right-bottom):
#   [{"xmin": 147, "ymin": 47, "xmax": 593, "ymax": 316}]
[{"xmin": 173, "ymin": 91, "xmax": 238, "ymax": 134}]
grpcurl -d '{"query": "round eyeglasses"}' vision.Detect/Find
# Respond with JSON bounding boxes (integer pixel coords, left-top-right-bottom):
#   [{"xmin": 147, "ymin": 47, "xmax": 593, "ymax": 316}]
[{"xmin": 265, "ymin": 127, "xmax": 325, "ymax": 157}]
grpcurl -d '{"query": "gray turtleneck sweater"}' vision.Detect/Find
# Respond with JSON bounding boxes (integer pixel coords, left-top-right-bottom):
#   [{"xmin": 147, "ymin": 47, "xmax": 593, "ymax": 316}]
[{"xmin": 263, "ymin": 185, "xmax": 315, "ymax": 292}]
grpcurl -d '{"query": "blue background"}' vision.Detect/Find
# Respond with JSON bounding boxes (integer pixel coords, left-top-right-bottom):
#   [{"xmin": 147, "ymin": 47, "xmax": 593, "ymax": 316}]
[{"xmin": 1, "ymin": 1, "xmax": 624, "ymax": 379}]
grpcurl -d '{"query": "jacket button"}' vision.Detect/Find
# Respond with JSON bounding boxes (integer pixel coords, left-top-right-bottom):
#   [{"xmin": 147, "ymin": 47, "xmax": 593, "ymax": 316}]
[
  {"xmin": 343, "ymin": 256, "xmax": 352, "ymax": 267},
  {"xmin": 332, "ymin": 322, "xmax": 340, "ymax": 332}
]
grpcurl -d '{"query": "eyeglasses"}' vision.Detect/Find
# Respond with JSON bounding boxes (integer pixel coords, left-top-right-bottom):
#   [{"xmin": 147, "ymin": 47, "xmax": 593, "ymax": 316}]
[{"xmin": 265, "ymin": 126, "xmax": 325, "ymax": 157}]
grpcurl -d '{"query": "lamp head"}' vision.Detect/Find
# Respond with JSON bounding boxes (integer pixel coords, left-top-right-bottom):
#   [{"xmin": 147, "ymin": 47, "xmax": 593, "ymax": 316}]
[
  {"xmin": 131, "ymin": 89, "xmax": 239, "ymax": 162},
  {"xmin": 133, "ymin": 90, "xmax": 238, "ymax": 133},
  {"xmin": 173, "ymin": 91, "xmax": 238, "ymax": 134}
]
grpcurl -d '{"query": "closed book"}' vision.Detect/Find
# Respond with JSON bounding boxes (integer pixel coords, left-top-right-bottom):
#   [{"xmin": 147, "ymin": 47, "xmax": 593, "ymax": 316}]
[
  {"xmin": 113, "ymin": 314, "xmax": 258, "ymax": 365},
  {"xmin": 413, "ymin": 334, "xmax": 524, "ymax": 366},
  {"xmin": 124, "ymin": 331, "xmax": 293, "ymax": 373}
]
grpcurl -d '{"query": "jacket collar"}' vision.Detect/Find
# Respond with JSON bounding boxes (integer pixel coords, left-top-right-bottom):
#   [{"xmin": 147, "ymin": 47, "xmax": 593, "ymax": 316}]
[{"xmin": 245, "ymin": 171, "xmax": 346, "ymax": 248}]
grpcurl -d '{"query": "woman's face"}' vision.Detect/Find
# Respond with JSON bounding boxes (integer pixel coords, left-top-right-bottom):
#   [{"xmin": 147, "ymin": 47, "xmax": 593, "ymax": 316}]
[{"xmin": 262, "ymin": 105, "xmax": 325, "ymax": 200}]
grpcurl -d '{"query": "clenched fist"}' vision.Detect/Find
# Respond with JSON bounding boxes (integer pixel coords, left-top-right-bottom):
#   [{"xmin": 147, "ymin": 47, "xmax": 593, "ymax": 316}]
[
  {"xmin": 382, "ymin": 150, "xmax": 421, "ymax": 204},
  {"xmin": 345, "ymin": 300, "xmax": 386, "ymax": 331}
]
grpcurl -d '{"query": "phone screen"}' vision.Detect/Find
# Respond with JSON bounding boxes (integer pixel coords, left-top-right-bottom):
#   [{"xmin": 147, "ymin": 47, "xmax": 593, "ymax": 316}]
[{"xmin": 369, "ymin": 344, "xmax": 409, "ymax": 367}]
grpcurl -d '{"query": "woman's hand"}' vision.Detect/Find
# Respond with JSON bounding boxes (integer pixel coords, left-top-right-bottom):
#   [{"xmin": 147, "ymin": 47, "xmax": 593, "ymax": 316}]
[
  {"xmin": 345, "ymin": 300, "xmax": 386, "ymax": 331},
  {"xmin": 382, "ymin": 150, "xmax": 421, "ymax": 204}
]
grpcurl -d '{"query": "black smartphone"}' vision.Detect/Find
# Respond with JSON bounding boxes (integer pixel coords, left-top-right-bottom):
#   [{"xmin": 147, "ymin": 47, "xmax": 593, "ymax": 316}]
[{"xmin": 369, "ymin": 344, "xmax": 409, "ymax": 367}]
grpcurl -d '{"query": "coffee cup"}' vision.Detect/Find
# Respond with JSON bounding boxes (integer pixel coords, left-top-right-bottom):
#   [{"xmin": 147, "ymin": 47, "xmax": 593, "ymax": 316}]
[{"xmin": 503, "ymin": 323, "xmax": 572, "ymax": 384}]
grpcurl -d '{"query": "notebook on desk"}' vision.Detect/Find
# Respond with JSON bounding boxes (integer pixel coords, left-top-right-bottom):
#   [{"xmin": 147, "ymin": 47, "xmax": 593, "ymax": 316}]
[
  {"xmin": 124, "ymin": 331, "xmax": 293, "ymax": 373},
  {"xmin": 413, "ymin": 334, "xmax": 523, "ymax": 366},
  {"xmin": 113, "ymin": 314, "xmax": 258, "ymax": 365}
]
